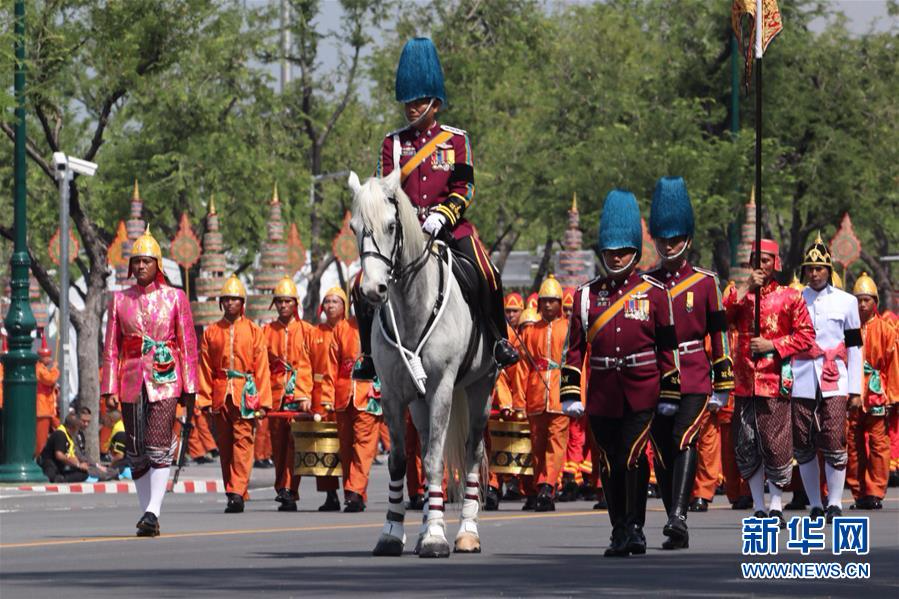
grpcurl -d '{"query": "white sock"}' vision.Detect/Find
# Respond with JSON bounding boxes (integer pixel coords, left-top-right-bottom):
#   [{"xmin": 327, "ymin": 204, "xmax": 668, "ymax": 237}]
[
  {"xmin": 825, "ymin": 464, "xmax": 845, "ymax": 509},
  {"xmin": 768, "ymin": 484, "xmax": 783, "ymax": 513},
  {"xmin": 748, "ymin": 468, "xmax": 765, "ymax": 512},
  {"xmin": 146, "ymin": 467, "xmax": 170, "ymax": 517},
  {"xmin": 799, "ymin": 460, "xmax": 823, "ymax": 508},
  {"xmin": 135, "ymin": 473, "xmax": 151, "ymax": 513}
]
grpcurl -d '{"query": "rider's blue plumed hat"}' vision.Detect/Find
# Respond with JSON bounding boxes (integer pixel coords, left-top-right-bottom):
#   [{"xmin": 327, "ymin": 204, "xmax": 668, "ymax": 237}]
[
  {"xmin": 649, "ymin": 176, "xmax": 695, "ymax": 239},
  {"xmin": 395, "ymin": 38, "xmax": 447, "ymax": 104},
  {"xmin": 598, "ymin": 189, "xmax": 642, "ymax": 256}
]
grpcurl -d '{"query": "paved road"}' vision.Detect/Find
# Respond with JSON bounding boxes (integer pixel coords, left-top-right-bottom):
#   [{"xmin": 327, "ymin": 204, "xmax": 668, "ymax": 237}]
[{"xmin": 2, "ymin": 461, "xmax": 897, "ymax": 598}]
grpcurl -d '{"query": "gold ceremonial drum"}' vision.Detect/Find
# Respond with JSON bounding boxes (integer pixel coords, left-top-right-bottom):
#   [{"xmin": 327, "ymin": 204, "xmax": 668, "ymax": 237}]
[
  {"xmin": 291, "ymin": 420, "xmax": 341, "ymax": 476},
  {"xmin": 488, "ymin": 420, "xmax": 533, "ymax": 475}
]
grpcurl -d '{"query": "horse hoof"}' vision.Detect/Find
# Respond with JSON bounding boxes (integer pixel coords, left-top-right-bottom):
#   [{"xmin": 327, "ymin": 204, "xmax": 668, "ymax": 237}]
[
  {"xmin": 372, "ymin": 535, "xmax": 405, "ymax": 557},
  {"xmin": 418, "ymin": 538, "xmax": 451, "ymax": 558},
  {"xmin": 453, "ymin": 533, "xmax": 481, "ymax": 554}
]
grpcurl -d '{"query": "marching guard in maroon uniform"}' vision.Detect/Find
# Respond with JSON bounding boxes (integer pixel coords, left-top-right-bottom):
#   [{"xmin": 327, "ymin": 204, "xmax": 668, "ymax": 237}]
[
  {"xmin": 645, "ymin": 177, "xmax": 734, "ymax": 549},
  {"xmin": 562, "ymin": 190, "xmax": 680, "ymax": 558}
]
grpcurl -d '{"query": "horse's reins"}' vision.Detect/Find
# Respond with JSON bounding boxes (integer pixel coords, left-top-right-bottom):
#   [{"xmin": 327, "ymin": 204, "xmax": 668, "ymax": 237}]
[{"xmin": 359, "ymin": 196, "xmax": 451, "ymax": 395}]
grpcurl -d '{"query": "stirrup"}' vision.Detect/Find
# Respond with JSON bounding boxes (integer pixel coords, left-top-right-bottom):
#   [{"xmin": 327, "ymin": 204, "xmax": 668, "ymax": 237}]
[{"xmin": 352, "ymin": 355, "xmax": 377, "ymax": 381}]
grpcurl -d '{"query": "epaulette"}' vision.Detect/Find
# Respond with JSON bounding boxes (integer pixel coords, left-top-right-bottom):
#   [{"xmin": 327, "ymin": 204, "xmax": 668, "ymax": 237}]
[
  {"xmin": 693, "ymin": 266, "xmax": 720, "ymax": 280},
  {"xmin": 641, "ymin": 274, "xmax": 666, "ymax": 290},
  {"xmin": 440, "ymin": 124, "xmax": 467, "ymax": 136},
  {"xmin": 385, "ymin": 125, "xmax": 410, "ymax": 138}
]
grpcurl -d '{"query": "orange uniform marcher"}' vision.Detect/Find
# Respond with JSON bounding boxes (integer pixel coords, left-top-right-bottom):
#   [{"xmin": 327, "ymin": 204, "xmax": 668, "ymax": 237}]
[
  {"xmin": 328, "ymin": 317, "xmax": 379, "ymax": 511},
  {"xmin": 521, "ymin": 276, "xmax": 570, "ymax": 507},
  {"xmin": 198, "ymin": 276, "xmax": 272, "ymax": 507},
  {"xmin": 263, "ymin": 312, "xmax": 313, "ymax": 502},
  {"xmin": 846, "ymin": 274, "xmax": 899, "ymax": 507},
  {"xmin": 35, "ymin": 342, "xmax": 60, "ymax": 457}
]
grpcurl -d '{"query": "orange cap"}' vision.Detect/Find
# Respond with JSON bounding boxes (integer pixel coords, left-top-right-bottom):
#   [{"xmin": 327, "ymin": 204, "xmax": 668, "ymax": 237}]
[
  {"xmin": 504, "ymin": 292, "xmax": 524, "ymax": 310},
  {"xmin": 562, "ymin": 287, "xmax": 575, "ymax": 308}
]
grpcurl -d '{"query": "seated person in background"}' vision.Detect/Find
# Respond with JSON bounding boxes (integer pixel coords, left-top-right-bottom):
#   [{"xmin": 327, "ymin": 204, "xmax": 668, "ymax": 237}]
[
  {"xmin": 38, "ymin": 414, "xmax": 89, "ymax": 483},
  {"xmin": 102, "ymin": 409, "xmax": 127, "ymax": 465}
]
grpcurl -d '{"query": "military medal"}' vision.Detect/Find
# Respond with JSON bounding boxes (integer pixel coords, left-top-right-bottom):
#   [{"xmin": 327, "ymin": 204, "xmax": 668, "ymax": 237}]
[{"xmin": 685, "ymin": 291, "xmax": 694, "ymax": 313}]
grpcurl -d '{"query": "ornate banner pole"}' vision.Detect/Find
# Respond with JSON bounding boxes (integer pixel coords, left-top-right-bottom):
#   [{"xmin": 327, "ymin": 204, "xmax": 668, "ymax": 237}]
[{"xmin": 1, "ymin": 0, "xmax": 43, "ymax": 481}]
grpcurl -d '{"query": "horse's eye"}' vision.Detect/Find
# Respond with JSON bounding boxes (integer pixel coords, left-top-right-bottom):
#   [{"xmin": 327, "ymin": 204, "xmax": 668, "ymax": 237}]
[{"xmin": 387, "ymin": 222, "xmax": 396, "ymax": 235}]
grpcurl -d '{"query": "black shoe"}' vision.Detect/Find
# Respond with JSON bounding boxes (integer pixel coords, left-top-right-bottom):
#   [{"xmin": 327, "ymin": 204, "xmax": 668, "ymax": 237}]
[
  {"xmin": 715, "ymin": 484, "xmax": 726, "ymax": 496},
  {"xmin": 623, "ymin": 523, "xmax": 647, "ymax": 555},
  {"xmin": 850, "ymin": 495, "xmax": 882, "ymax": 510},
  {"xmin": 502, "ymin": 479, "xmax": 521, "ymax": 501},
  {"xmin": 604, "ymin": 525, "xmax": 629, "ymax": 557},
  {"xmin": 784, "ymin": 496, "xmax": 808, "ymax": 511},
  {"xmin": 732, "ymin": 495, "xmax": 753, "ymax": 510},
  {"xmin": 318, "ymin": 490, "xmax": 341, "ymax": 512},
  {"xmin": 688, "ymin": 497, "xmax": 709, "ymax": 512},
  {"xmin": 406, "ymin": 494, "xmax": 425, "ymax": 511},
  {"xmin": 889, "ymin": 470, "xmax": 899, "ymax": 488},
  {"xmin": 825, "ymin": 505, "xmax": 842, "ymax": 523},
  {"xmin": 768, "ymin": 509, "xmax": 786, "ymax": 529},
  {"xmin": 225, "ymin": 493, "xmax": 245, "ymax": 514},
  {"xmin": 136, "ymin": 511, "xmax": 160, "ymax": 537},
  {"xmin": 352, "ymin": 355, "xmax": 376, "ymax": 381},
  {"xmin": 535, "ymin": 484, "xmax": 556, "ymax": 512},
  {"xmin": 253, "ymin": 459, "xmax": 272, "ymax": 469},
  {"xmin": 522, "ymin": 495, "xmax": 537, "ymax": 511},
  {"xmin": 485, "ymin": 486, "xmax": 500, "ymax": 511},
  {"xmin": 809, "ymin": 506, "xmax": 825, "ymax": 520},
  {"xmin": 275, "ymin": 488, "xmax": 292, "ymax": 504},
  {"xmin": 646, "ymin": 483, "xmax": 660, "ymax": 499},
  {"xmin": 753, "ymin": 510, "xmax": 768, "ymax": 518},
  {"xmin": 278, "ymin": 499, "xmax": 297, "ymax": 512},
  {"xmin": 661, "ymin": 514, "xmax": 689, "ymax": 550},
  {"xmin": 593, "ymin": 489, "xmax": 608, "ymax": 510},
  {"xmin": 557, "ymin": 477, "xmax": 579, "ymax": 502},
  {"xmin": 578, "ymin": 483, "xmax": 597, "ymax": 502},
  {"xmin": 265, "ymin": 458, "xmax": 275, "ymax": 467},
  {"xmin": 343, "ymin": 491, "xmax": 366, "ymax": 513},
  {"xmin": 493, "ymin": 339, "xmax": 519, "ymax": 368},
  {"xmin": 209, "ymin": 449, "xmax": 220, "ymax": 458},
  {"xmin": 193, "ymin": 455, "xmax": 214, "ymax": 464}
]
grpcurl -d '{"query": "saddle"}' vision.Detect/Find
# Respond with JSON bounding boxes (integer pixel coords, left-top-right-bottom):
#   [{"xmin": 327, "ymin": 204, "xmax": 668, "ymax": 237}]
[{"xmin": 446, "ymin": 245, "xmax": 494, "ymax": 380}]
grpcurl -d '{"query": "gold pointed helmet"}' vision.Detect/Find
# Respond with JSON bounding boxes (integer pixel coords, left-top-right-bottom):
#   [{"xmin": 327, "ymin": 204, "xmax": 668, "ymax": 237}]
[
  {"xmin": 538, "ymin": 274, "xmax": 563, "ymax": 300},
  {"xmin": 853, "ymin": 272, "xmax": 878, "ymax": 299},
  {"xmin": 519, "ymin": 307, "xmax": 540, "ymax": 327},
  {"xmin": 219, "ymin": 274, "xmax": 247, "ymax": 299},
  {"xmin": 831, "ymin": 269, "xmax": 844, "ymax": 290},
  {"xmin": 801, "ymin": 232, "xmax": 833, "ymax": 269},
  {"xmin": 128, "ymin": 225, "xmax": 163, "ymax": 277},
  {"xmin": 273, "ymin": 276, "xmax": 298, "ymax": 300},
  {"xmin": 789, "ymin": 275, "xmax": 804, "ymax": 292}
]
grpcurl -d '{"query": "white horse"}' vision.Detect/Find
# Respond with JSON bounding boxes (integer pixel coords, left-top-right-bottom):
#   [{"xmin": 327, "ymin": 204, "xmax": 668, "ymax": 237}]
[{"xmin": 348, "ymin": 170, "xmax": 498, "ymax": 558}]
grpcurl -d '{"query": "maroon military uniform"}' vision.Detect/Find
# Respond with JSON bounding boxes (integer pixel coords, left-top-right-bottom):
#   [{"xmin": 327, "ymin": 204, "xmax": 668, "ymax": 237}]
[
  {"xmin": 564, "ymin": 272, "xmax": 679, "ymax": 418},
  {"xmin": 377, "ymin": 121, "xmax": 475, "ymax": 240},
  {"xmin": 646, "ymin": 263, "xmax": 734, "ymax": 395}
]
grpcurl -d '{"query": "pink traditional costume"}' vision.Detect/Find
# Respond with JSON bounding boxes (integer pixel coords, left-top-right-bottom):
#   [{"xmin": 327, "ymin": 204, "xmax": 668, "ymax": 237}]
[{"xmin": 101, "ymin": 227, "xmax": 198, "ymax": 536}]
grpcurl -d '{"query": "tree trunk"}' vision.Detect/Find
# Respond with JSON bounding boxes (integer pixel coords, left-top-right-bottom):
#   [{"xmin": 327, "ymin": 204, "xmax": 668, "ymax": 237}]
[
  {"xmin": 531, "ymin": 235, "xmax": 554, "ymax": 293},
  {"xmin": 73, "ymin": 303, "xmax": 103, "ymax": 463}
]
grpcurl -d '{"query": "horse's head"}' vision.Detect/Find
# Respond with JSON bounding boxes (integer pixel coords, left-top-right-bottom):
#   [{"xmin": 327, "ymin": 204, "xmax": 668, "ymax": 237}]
[{"xmin": 348, "ymin": 170, "xmax": 424, "ymax": 304}]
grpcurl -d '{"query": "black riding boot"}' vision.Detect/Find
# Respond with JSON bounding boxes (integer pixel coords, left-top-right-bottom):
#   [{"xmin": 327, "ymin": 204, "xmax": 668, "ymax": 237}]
[
  {"xmin": 601, "ymin": 469, "xmax": 629, "ymax": 557},
  {"xmin": 624, "ymin": 461, "xmax": 648, "ymax": 555},
  {"xmin": 489, "ymin": 286, "xmax": 519, "ymax": 367},
  {"xmin": 352, "ymin": 287, "xmax": 377, "ymax": 381},
  {"xmin": 655, "ymin": 453, "xmax": 673, "ymax": 517},
  {"xmin": 662, "ymin": 447, "xmax": 697, "ymax": 550}
]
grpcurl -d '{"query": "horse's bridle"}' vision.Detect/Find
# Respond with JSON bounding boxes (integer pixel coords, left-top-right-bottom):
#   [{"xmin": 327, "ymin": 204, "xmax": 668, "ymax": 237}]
[{"xmin": 358, "ymin": 195, "xmax": 435, "ymax": 286}]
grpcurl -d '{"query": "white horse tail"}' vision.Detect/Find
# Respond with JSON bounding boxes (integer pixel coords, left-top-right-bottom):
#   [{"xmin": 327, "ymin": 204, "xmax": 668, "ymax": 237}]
[{"xmin": 444, "ymin": 388, "xmax": 469, "ymax": 504}]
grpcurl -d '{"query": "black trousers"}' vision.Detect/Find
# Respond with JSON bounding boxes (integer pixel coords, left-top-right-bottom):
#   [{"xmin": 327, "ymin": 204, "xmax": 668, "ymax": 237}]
[
  {"xmin": 590, "ymin": 408, "xmax": 654, "ymax": 475},
  {"xmin": 40, "ymin": 460, "xmax": 89, "ymax": 483},
  {"xmin": 650, "ymin": 394, "xmax": 708, "ymax": 470}
]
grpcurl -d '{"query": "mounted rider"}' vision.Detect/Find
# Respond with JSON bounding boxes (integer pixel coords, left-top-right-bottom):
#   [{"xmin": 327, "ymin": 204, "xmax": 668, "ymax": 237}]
[{"xmin": 352, "ymin": 37, "xmax": 519, "ymax": 381}]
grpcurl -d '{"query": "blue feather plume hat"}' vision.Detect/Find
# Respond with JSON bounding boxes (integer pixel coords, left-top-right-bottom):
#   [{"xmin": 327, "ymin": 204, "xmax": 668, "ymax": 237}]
[
  {"xmin": 598, "ymin": 189, "xmax": 642, "ymax": 259},
  {"xmin": 649, "ymin": 176, "xmax": 695, "ymax": 239},
  {"xmin": 395, "ymin": 38, "xmax": 446, "ymax": 104}
]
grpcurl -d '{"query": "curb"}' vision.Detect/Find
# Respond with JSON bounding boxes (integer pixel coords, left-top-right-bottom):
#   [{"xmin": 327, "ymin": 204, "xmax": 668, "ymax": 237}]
[{"xmin": 16, "ymin": 480, "xmax": 226, "ymax": 494}]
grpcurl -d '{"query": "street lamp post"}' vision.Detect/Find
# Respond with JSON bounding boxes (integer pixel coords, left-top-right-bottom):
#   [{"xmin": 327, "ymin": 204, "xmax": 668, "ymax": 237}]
[{"xmin": 0, "ymin": 0, "xmax": 43, "ymax": 482}]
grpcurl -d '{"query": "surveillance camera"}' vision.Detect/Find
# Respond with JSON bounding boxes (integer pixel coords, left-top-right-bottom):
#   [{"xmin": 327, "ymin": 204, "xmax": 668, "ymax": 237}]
[
  {"xmin": 67, "ymin": 156, "xmax": 98, "ymax": 177},
  {"xmin": 53, "ymin": 152, "xmax": 68, "ymax": 172}
]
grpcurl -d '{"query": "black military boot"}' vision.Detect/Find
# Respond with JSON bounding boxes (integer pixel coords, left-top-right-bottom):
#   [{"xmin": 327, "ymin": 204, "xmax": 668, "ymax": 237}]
[
  {"xmin": 224, "ymin": 493, "xmax": 245, "ymax": 514},
  {"xmin": 662, "ymin": 447, "xmax": 697, "ymax": 550},
  {"xmin": 601, "ymin": 470, "xmax": 629, "ymax": 557},
  {"xmin": 522, "ymin": 495, "xmax": 537, "ymax": 511},
  {"xmin": 343, "ymin": 491, "xmax": 366, "ymax": 513},
  {"xmin": 623, "ymin": 464, "xmax": 648, "ymax": 556},
  {"xmin": 136, "ymin": 511, "xmax": 160, "ymax": 537},
  {"xmin": 352, "ymin": 287, "xmax": 377, "ymax": 381},
  {"xmin": 318, "ymin": 490, "xmax": 341, "ymax": 512},
  {"xmin": 490, "ymin": 288, "xmax": 519, "ymax": 367}
]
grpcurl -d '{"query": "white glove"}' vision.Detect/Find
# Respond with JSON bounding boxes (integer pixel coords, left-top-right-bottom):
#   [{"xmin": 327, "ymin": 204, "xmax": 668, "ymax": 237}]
[
  {"xmin": 422, "ymin": 212, "xmax": 446, "ymax": 236},
  {"xmin": 709, "ymin": 391, "xmax": 729, "ymax": 409},
  {"xmin": 657, "ymin": 402, "xmax": 678, "ymax": 416},
  {"xmin": 562, "ymin": 400, "xmax": 585, "ymax": 418}
]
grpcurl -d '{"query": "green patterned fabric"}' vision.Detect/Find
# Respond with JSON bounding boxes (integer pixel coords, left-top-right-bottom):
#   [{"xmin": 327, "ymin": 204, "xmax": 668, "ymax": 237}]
[
  {"xmin": 226, "ymin": 369, "xmax": 259, "ymax": 419},
  {"xmin": 142, "ymin": 335, "xmax": 177, "ymax": 384},
  {"xmin": 864, "ymin": 361, "xmax": 883, "ymax": 394}
]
